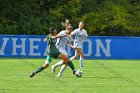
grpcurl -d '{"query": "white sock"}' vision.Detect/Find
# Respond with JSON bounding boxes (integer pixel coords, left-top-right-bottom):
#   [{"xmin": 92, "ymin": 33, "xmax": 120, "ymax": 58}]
[
  {"xmin": 79, "ymin": 57, "xmax": 83, "ymax": 66},
  {"xmin": 70, "ymin": 56, "xmax": 75, "ymax": 61},
  {"xmin": 53, "ymin": 61, "xmax": 63, "ymax": 68},
  {"xmin": 58, "ymin": 65, "xmax": 67, "ymax": 75}
]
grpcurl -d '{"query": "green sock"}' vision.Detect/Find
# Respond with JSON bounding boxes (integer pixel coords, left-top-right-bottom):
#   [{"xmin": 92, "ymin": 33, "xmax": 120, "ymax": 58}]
[
  {"xmin": 35, "ymin": 67, "xmax": 45, "ymax": 74},
  {"xmin": 67, "ymin": 61, "xmax": 75, "ymax": 71}
]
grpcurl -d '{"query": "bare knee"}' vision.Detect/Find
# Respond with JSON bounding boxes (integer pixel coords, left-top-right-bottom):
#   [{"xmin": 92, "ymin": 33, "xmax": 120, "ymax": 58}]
[
  {"xmin": 65, "ymin": 57, "xmax": 70, "ymax": 62},
  {"xmin": 74, "ymin": 56, "xmax": 79, "ymax": 59},
  {"xmin": 80, "ymin": 53, "xmax": 84, "ymax": 58},
  {"xmin": 43, "ymin": 63, "xmax": 49, "ymax": 68},
  {"xmin": 74, "ymin": 53, "xmax": 79, "ymax": 59}
]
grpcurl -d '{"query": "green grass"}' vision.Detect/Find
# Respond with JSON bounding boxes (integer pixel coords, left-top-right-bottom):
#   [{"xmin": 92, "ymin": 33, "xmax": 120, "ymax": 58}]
[{"xmin": 0, "ymin": 59, "xmax": 140, "ymax": 93}]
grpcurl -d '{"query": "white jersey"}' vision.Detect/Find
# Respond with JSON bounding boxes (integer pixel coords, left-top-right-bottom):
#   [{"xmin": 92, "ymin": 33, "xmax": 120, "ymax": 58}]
[
  {"xmin": 71, "ymin": 28, "xmax": 88, "ymax": 48},
  {"xmin": 56, "ymin": 31, "xmax": 69, "ymax": 55}
]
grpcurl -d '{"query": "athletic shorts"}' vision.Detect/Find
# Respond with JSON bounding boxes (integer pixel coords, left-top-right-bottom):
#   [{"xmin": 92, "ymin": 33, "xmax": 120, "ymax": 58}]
[
  {"xmin": 58, "ymin": 48, "xmax": 68, "ymax": 55},
  {"xmin": 73, "ymin": 41, "xmax": 82, "ymax": 48},
  {"xmin": 45, "ymin": 52, "xmax": 61, "ymax": 64}
]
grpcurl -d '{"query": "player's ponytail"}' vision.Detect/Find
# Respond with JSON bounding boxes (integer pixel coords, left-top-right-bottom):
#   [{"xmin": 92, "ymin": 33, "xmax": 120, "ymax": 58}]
[{"xmin": 61, "ymin": 19, "xmax": 71, "ymax": 30}]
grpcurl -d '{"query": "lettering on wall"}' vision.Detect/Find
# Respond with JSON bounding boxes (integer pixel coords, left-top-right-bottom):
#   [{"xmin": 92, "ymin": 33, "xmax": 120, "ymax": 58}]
[{"xmin": 0, "ymin": 36, "xmax": 112, "ymax": 58}]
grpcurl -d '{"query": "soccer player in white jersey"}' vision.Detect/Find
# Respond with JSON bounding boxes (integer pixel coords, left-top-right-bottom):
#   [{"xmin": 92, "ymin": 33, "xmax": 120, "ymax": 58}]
[
  {"xmin": 52, "ymin": 21, "xmax": 88, "ymax": 77},
  {"xmin": 51, "ymin": 25, "xmax": 74, "ymax": 77},
  {"xmin": 70, "ymin": 21, "xmax": 88, "ymax": 68},
  {"xmin": 56, "ymin": 25, "xmax": 73, "ymax": 56}
]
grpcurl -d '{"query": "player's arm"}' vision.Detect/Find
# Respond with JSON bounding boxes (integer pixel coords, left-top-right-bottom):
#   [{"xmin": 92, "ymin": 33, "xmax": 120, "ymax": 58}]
[
  {"xmin": 43, "ymin": 35, "xmax": 50, "ymax": 42},
  {"xmin": 51, "ymin": 34, "xmax": 68, "ymax": 39},
  {"xmin": 69, "ymin": 34, "xmax": 74, "ymax": 41},
  {"xmin": 52, "ymin": 32, "xmax": 68, "ymax": 39},
  {"xmin": 67, "ymin": 41, "xmax": 72, "ymax": 47},
  {"xmin": 83, "ymin": 31, "xmax": 88, "ymax": 39},
  {"xmin": 69, "ymin": 29, "xmax": 77, "ymax": 41},
  {"xmin": 67, "ymin": 41, "xmax": 75, "ymax": 49}
]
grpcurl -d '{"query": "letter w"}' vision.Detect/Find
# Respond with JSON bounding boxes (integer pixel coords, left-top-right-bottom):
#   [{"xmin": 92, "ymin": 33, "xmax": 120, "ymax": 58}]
[{"xmin": 0, "ymin": 38, "xmax": 9, "ymax": 55}]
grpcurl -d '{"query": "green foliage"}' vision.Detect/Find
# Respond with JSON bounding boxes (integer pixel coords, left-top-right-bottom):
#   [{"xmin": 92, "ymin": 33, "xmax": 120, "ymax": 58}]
[{"xmin": 0, "ymin": 0, "xmax": 140, "ymax": 36}]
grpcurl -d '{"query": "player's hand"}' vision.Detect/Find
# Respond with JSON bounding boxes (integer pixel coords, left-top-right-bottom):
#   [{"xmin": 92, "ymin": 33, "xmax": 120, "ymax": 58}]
[
  {"xmin": 43, "ymin": 38, "xmax": 47, "ymax": 42},
  {"xmin": 71, "ymin": 46, "xmax": 76, "ymax": 49},
  {"xmin": 83, "ymin": 37, "xmax": 87, "ymax": 40}
]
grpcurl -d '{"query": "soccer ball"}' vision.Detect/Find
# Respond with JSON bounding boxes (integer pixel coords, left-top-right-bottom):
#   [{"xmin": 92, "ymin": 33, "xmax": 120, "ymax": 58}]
[{"xmin": 75, "ymin": 69, "xmax": 83, "ymax": 77}]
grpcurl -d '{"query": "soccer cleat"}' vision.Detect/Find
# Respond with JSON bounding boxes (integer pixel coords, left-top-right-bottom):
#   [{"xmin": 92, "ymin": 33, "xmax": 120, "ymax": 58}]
[
  {"xmin": 51, "ymin": 65, "xmax": 56, "ymax": 74},
  {"xmin": 73, "ymin": 70, "xmax": 76, "ymax": 75},
  {"xmin": 56, "ymin": 73, "xmax": 62, "ymax": 78},
  {"xmin": 30, "ymin": 71, "xmax": 36, "ymax": 78},
  {"xmin": 80, "ymin": 65, "xmax": 84, "ymax": 68}
]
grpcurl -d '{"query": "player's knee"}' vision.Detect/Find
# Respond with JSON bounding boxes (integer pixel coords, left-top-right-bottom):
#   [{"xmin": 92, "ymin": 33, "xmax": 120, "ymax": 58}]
[
  {"xmin": 67, "ymin": 59, "xmax": 70, "ymax": 62},
  {"xmin": 80, "ymin": 53, "xmax": 84, "ymax": 58},
  {"xmin": 74, "ymin": 56, "xmax": 78, "ymax": 59},
  {"xmin": 43, "ymin": 64, "xmax": 49, "ymax": 68},
  {"xmin": 75, "ymin": 55, "xmax": 79, "ymax": 59},
  {"xmin": 62, "ymin": 60, "xmax": 65, "ymax": 64},
  {"xmin": 65, "ymin": 57, "xmax": 70, "ymax": 62}
]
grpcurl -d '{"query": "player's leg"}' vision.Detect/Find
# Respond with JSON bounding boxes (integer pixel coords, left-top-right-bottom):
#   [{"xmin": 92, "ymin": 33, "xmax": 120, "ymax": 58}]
[
  {"xmin": 70, "ymin": 41, "xmax": 80, "ymax": 61},
  {"xmin": 58, "ymin": 53, "xmax": 76, "ymax": 74},
  {"xmin": 51, "ymin": 50, "xmax": 68, "ymax": 74},
  {"xmin": 77, "ymin": 48, "xmax": 84, "ymax": 68},
  {"xmin": 51, "ymin": 60, "xmax": 63, "ymax": 74},
  {"xmin": 70, "ymin": 49, "xmax": 80, "ymax": 61},
  {"xmin": 73, "ymin": 42, "xmax": 84, "ymax": 68},
  {"xmin": 57, "ymin": 64, "xmax": 67, "ymax": 77},
  {"xmin": 30, "ymin": 56, "xmax": 52, "ymax": 78},
  {"xmin": 70, "ymin": 49, "xmax": 85, "ymax": 68}
]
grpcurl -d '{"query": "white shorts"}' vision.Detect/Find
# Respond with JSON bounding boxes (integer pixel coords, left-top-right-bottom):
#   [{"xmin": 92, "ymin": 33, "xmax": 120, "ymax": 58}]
[
  {"xmin": 73, "ymin": 41, "xmax": 82, "ymax": 48},
  {"xmin": 58, "ymin": 48, "xmax": 68, "ymax": 55}
]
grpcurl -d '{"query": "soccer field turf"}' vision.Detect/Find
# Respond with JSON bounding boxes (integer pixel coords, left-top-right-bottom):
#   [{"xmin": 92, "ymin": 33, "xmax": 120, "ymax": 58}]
[{"xmin": 0, "ymin": 59, "xmax": 140, "ymax": 93}]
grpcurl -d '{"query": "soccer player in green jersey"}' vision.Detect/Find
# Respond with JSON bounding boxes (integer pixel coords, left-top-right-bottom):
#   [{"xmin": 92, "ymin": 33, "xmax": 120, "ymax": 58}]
[{"xmin": 30, "ymin": 27, "xmax": 76, "ymax": 78}]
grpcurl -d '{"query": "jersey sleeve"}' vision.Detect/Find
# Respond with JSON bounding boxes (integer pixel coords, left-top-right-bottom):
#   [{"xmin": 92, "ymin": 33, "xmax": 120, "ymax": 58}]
[
  {"xmin": 46, "ymin": 35, "xmax": 49, "ymax": 39},
  {"xmin": 46, "ymin": 34, "xmax": 51, "ymax": 40},
  {"xmin": 71, "ymin": 29, "xmax": 78, "ymax": 35},
  {"xmin": 57, "ymin": 31, "xmax": 65, "ymax": 37},
  {"xmin": 85, "ymin": 30, "xmax": 88, "ymax": 37}
]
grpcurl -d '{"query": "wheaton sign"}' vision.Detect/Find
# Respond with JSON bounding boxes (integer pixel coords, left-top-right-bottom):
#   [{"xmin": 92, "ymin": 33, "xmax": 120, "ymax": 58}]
[{"xmin": 0, "ymin": 35, "xmax": 140, "ymax": 59}]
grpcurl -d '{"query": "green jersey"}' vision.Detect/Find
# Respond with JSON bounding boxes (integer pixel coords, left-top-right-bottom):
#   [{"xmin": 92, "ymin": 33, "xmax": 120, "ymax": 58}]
[{"xmin": 46, "ymin": 34, "xmax": 59, "ymax": 54}]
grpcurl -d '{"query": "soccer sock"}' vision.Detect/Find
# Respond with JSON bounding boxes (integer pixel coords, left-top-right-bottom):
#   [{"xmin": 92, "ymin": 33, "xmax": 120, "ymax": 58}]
[
  {"xmin": 35, "ymin": 66, "xmax": 45, "ymax": 74},
  {"xmin": 80, "ymin": 57, "xmax": 83, "ymax": 66},
  {"xmin": 53, "ymin": 61, "xmax": 63, "ymax": 67},
  {"xmin": 58, "ymin": 65, "xmax": 67, "ymax": 75},
  {"xmin": 70, "ymin": 56, "xmax": 75, "ymax": 61},
  {"xmin": 67, "ymin": 61, "xmax": 75, "ymax": 71}
]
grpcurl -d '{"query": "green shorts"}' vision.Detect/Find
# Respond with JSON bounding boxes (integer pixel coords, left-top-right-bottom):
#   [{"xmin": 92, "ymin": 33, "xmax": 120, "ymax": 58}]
[
  {"xmin": 49, "ymin": 52, "xmax": 61, "ymax": 59},
  {"xmin": 45, "ymin": 52, "xmax": 61, "ymax": 64}
]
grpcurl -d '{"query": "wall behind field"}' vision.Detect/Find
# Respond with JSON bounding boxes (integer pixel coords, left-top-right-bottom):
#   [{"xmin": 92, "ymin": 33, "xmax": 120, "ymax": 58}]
[{"xmin": 0, "ymin": 35, "xmax": 140, "ymax": 59}]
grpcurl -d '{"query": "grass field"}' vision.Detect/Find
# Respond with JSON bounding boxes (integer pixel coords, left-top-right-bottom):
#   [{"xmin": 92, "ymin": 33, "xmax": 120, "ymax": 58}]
[{"xmin": 0, "ymin": 59, "xmax": 140, "ymax": 93}]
